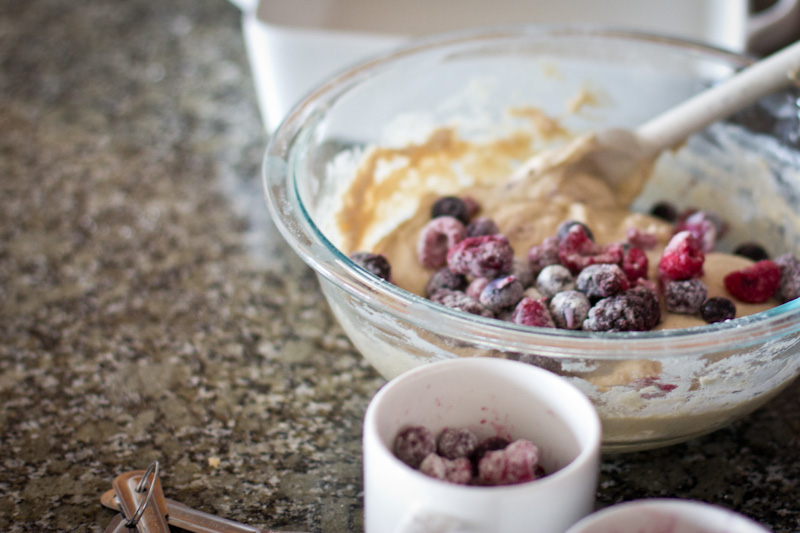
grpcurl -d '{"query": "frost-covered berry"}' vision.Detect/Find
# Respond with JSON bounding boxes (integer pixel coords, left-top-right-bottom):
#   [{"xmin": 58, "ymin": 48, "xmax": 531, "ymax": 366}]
[
  {"xmin": 510, "ymin": 257, "xmax": 535, "ymax": 288},
  {"xmin": 431, "ymin": 196, "xmax": 470, "ymax": 224},
  {"xmin": 394, "ymin": 426, "xmax": 436, "ymax": 468},
  {"xmin": 582, "ymin": 287, "xmax": 661, "ymax": 332},
  {"xmin": 437, "ymin": 427, "xmax": 479, "ymax": 460},
  {"xmin": 557, "ymin": 220, "xmax": 594, "ymax": 242},
  {"xmin": 526, "ymin": 235, "xmax": 561, "ymax": 275},
  {"xmin": 701, "ymin": 297, "xmax": 736, "ymax": 324},
  {"xmin": 734, "ymin": 242, "xmax": 769, "ymax": 262},
  {"xmin": 621, "ymin": 245, "xmax": 649, "ymax": 282},
  {"xmin": 471, "ymin": 436, "xmax": 510, "ymax": 467},
  {"xmin": 724, "ymin": 259, "xmax": 781, "ymax": 303},
  {"xmin": 349, "ymin": 251, "xmax": 392, "ymax": 282},
  {"xmin": 775, "ymin": 253, "xmax": 800, "ymax": 302},
  {"xmin": 549, "ymin": 290, "xmax": 591, "ymax": 330},
  {"xmin": 477, "ymin": 439, "xmax": 540, "ymax": 486},
  {"xmin": 425, "ymin": 267, "xmax": 468, "ymax": 297},
  {"xmin": 536, "ymin": 264, "xmax": 575, "ymax": 298},
  {"xmin": 419, "ymin": 454, "xmax": 474, "ymax": 485},
  {"xmin": 558, "ymin": 225, "xmax": 623, "ymax": 274},
  {"xmin": 663, "ymin": 279, "xmax": 708, "ymax": 314},
  {"xmin": 447, "ymin": 234, "xmax": 514, "ymax": 279},
  {"xmin": 417, "ymin": 216, "xmax": 466, "ymax": 270},
  {"xmin": 465, "ymin": 217, "xmax": 500, "ymax": 238},
  {"xmin": 626, "ymin": 227, "xmax": 659, "ymax": 250},
  {"xmin": 479, "ymin": 276, "xmax": 525, "ymax": 313},
  {"xmin": 650, "ymin": 201, "xmax": 678, "ymax": 222},
  {"xmin": 575, "ymin": 264, "xmax": 628, "ymax": 301},
  {"xmin": 511, "ymin": 297, "xmax": 556, "ymax": 328},
  {"xmin": 430, "ymin": 289, "xmax": 494, "ymax": 318},
  {"xmin": 466, "ymin": 277, "xmax": 490, "ymax": 300},
  {"xmin": 658, "ymin": 231, "xmax": 705, "ymax": 281},
  {"xmin": 676, "ymin": 210, "xmax": 726, "ymax": 253}
]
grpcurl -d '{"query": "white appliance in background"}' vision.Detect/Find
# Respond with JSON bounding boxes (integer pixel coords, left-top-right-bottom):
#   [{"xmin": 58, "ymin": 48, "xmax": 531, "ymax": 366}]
[{"xmin": 227, "ymin": 0, "xmax": 800, "ymax": 132}]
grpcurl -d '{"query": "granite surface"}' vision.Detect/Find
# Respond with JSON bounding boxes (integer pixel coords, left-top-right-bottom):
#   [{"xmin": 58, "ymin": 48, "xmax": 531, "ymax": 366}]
[{"xmin": 0, "ymin": 1, "xmax": 799, "ymax": 532}]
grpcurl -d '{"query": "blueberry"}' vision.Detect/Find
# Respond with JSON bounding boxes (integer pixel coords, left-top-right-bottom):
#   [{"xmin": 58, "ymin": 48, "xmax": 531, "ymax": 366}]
[
  {"xmin": 437, "ymin": 427, "xmax": 478, "ymax": 460},
  {"xmin": 557, "ymin": 220, "xmax": 594, "ymax": 242},
  {"xmin": 394, "ymin": 426, "xmax": 436, "ymax": 468},
  {"xmin": 700, "ymin": 296, "xmax": 736, "ymax": 323},
  {"xmin": 549, "ymin": 290, "xmax": 591, "ymax": 330},
  {"xmin": 582, "ymin": 287, "xmax": 661, "ymax": 332},
  {"xmin": 650, "ymin": 201, "xmax": 678, "ymax": 222},
  {"xmin": 733, "ymin": 242, "xmax": 769, "ymax": 262},
  {"xmin": 536, "ymin": 264, "xmax": 575, "ymax": 298},
  {"xmin": 479, "ymin": 276, "xmax": 524, "ymax": 312},
  {"xmin": 575, "ymin": 264, "xmax": 627, "ymax": 301},
  {"xmin": 663, "ymin": 279, "xmax": 708, "ymax": 314},
  {"xmin": 465, "ymin": 216, "xmax": 500, "ymax": 238},
  {"xmin": 431, "ymin": 196, "xmax": 470, "ymax": 224},
  {"xmin": 429, "ymin": 289, "xmax": 495, "ymax": 318},
  {"xmin": 425, "ymin": 267, "xmax": 468, "ymax": 297},
  {"xmin": 349, "ymin": 251, "xmax": 392, "ymax": 282}
]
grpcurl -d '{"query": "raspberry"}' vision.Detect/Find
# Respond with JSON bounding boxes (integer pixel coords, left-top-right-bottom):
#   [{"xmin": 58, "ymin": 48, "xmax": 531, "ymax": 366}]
[
  {"xmin": 349, "ymin": 252, "xmax": 392, "ymax": 282},
  {"xmin": 394, "ymin": 426, "xmax": 436, "ymax": 468},
  {"xmin": 658, "ymin": 231, "xmax": 705, "ymax": 281},
  {"xmin": 429, "ymin": 289, "xmax": 494, "ymax": 318},
  {"xmin": 775, "ymin": 253, "xmax": 800, "ymax": 302},
  {"xmin": 465, "ymin": 217, "xmax": 500, "ymax": 238},
  {"xmin": 675, "ymin": 210, "xmax": 724, "ymax": 253},
  {"xmin": 558, "ymin": 225, "xmax": 623, "ymax": 274},
  {"xmin": 431, "ymin": 196, "xmax": 471, "ymax": 224},
  {"xmin": 437, "ymin": 427, "xmax": 479, "ymax": 460},
  {"xmin": 447, "ymin": 234, "xmax": 514, "ymax": 279},
  {"xmin": 650, "ymin": 201, "xmax": 678, "ymax": 222},
  {"xmin": 734, "ymin": 242, "xmax": 769, "ymax": 262},
  {"xmin": 471, "ymin": 436, "xmax": 510, "ymax": 467},
  {"xmin": 575, "ymin": 264, "xmax": 628, "ymax": 301},
  {"xmin": 477, "ymin": 439, "xmax": 540, "ymax": 486},
  {"xmin": 511, "ymin": 297, "xmax": 556, "ymax": 328},
  {"xmin": 621, "ymin": 245, "xmax": 649, "ymax": 282},
  {"xmin": 549, "ymin": 290, "xmax": 591, "ymax": 330},
  {"xmin": 419, "ymin": 454, "xmax": 474, "ymax": 485},
  {"xmin": 626, "ymin": 227, "xmax": 659, "ymax": 250},
  {"xmin": 701, "ymin": 296, "xmax": 736, "ymax": 324},
  {"xmin": 557, "ymin": 220, "xmax": 594, "ymax": 242},
  {"xmin": 582, "ymin": 286, "xmax": 661, "ymax": 332},
  {"xmin": 663, "ymin": 279, "xmax": 708, "ymax": 314},
  {"xmin": 417, "ymin": 216, "xmax": 466, "ymax": 270},
  {"xmin": 724, "ymin": 259, "xmax": 781, "ymax": 303},
  {"xmin": 479, "ymin": 276, "xmax": 525, "ymax": 313},
  {"xmin": 526, "ymin": 235, "xmax": 561, "ymax": 275},
  {"xmin": 425, "ymin": 267, "xmax": 468, "ymax": 297},
  {"xmin": 535, "ymin": 264, "xmax": 575, "ymax": 298}
]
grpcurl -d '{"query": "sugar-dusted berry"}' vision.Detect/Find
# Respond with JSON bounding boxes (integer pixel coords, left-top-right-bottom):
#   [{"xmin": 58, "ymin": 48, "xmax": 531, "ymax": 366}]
[
  {"xmin": 480, "ymin": 276, "xmax": 525, "ymax": 313},
  {"xmin": 526, "ymin": 235, "xmax": 561, "ymax": 275},
  {"xmin": 621, "ymin": 245, "xmax": 649, "ymax": 282},
  {"xmin": 775, "ymin": 253, "xmax": 800, "ymax": 302},
  {"xmin": 675, "ymin": 210, "xmax": 725, "ymax": 252},
  {"xmin": 419, "ymin": 454, "xmax": 474, "ymax": 485},
  {"xmin": 471, "ymin": 436, "xmax": 510, "ymax": 467},
  {"xmin": 417, "ymin": 216, "xmax": 466, "ymax": 270},
  {"xmin": 536, "ymin": 264, "xmax": 575, "ymax": 298},
  {"xmin": 349, "ymin": 251, "xmax": 392, "ymax": 282},
  {"xmin": 394, "ymin": 425, "xmax": 436, "ymax": 468},
  {"xmin": 576, "ymin": 263, "xmax": 628, "ymax": 301},
  {"xmin": 510, "ymin": 257, "xmax": 536, "ymax": 288},
  {"xmin": 701, "ymin": 296, "xmax": 736, "ymax": 324},
  {"xmin": 465, "ymin": 216, "xmax": 500, "ymax": 238},
  {"xmin": 425, "ymin": 267, "xmax": 468, "ymax": 297},
  {"xmin": 663, "ymin": 279, "xmax": 708, "ymax": 314},
  {"xmin": 429, "ymin": 289, "xmax": 494, "ymax": 318},
  {"xmin": 447, "ymin": 234, "xmax": 514, "ymax": 279},
  {"xmin": 558, "ymin": 224, "xmax": 623, "ymax": 274},
  {"xmin": 511, "ymin": 297, "xmax": 556, "ymax": 328},
  {"xmin": 626, "ymin": 227, "xmax": 659, "ymax": 250},
  {"xmin": 431, "ymin": 196, "xmax": 470, "ymax": 224},
  {"xmin": 557, "ymin": 220, "xmax": 594, "ymax": 242},
  {"xmin": 582, "ymin": 286, "xmax": 661, "ymax": 332},
  {"xmin": 477, "ymin": 439, "xmax": 541, "ymax": 486},
  {"xmin": 437, "ymin": 427, "xmax": 479, "ymax": 460},
  {"xmin": 724, "ymin": 259, "xmax": 780, "ymax": 303},
  {"xmin": 549, "ymin": 290, "xmax": 591, "ymax": 330},
  {"xmin": 658, "ymin": 231, "xmax": 705, "ymax": 281}
]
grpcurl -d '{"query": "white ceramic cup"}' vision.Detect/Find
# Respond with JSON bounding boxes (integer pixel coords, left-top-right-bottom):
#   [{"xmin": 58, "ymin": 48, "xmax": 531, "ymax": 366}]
[
  {"xmin": 362, "ymin": 357, "xmax": 602, "ymax": 533},
  {"xmin": 565, "ymin": 499, "xmax": 772, "ymax": 533}
]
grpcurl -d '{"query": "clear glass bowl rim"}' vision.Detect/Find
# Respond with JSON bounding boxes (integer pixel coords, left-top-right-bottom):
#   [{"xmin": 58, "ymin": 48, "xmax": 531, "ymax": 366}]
[{"xmin": 262, "ymin": 24, "xmax": 800, "ymax": 360}]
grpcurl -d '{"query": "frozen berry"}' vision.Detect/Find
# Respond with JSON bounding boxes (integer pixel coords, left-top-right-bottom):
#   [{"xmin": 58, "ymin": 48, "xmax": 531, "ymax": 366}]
[
  {"xmin": 724, "ymin": 259, "xmax": 780, "ymax": 303},
  {"xmin": 526, "ymin": 235, "xmax": 561, "ymax": 275},
  {"xmin": 447, "ymin": 234, "xmax": 514, "ymax": 279},
  {"xmin": 675, "ymin": 210, "xmax": 724, "ymax": 252},
  {"xmin": 621, "ymin": 245, "xmax": 649, "ymax": 282},
  {"xmin": 417, "ymin": 216, "xmax": 466, "ymax": 270},
  {"xmin": 536, "ymin": 264, "xmax": 575, "ymax": 298},
  {"xmin": 466, "ymin": 277, "xmax": 490, "ymax": 300},
  {"xmin": 664, "ymin": 279, "xmax": 708, "ymax": 314},
  {"xmin": 477, "ymin": 439, "xmax": 540, "ymax": 486},
  {"xmin": 462, "ymin": 196, "xmax": 481, "ymax": 219},
  {"xmin": 394, "ymin": 426, "xmax": 436, "ymax": 468},
  {"xmin": 658, "ymin": 231, "xmax": 705, "ymax": 281},
  {"xmin": 557, "ymin": 220, "xmax": 594, "ymax": 242},
  {"xmin": 431, "ymin": 196, "xmax": 470, "ymax": 224},
  {"xmin": 437, "ymin": 427, "xmax": 479, "ymax": 460},
  {"xmin": 349, "ymin": 252, "xmax": 392, "ymax": 282},
  {"xmin": 479, "ymin": 276, "xmax": 525, "ymax": 312},
  {"xmin": 576, "ymin": 264, "xmax": 628, "ymax": 301},
  {"xmin": 425, "ymin": 267, "xmax": 468, "ymax": 297},
  {"xmin": 775, "ymin": 253, "xmax": 800, "ymax": 302},
  {"xmin": 430, "ymin": 289, "xmax": 495, "ymax": 318},
  {"xmin": 549, "ymin": 290, "xmax": 591, "ymax": 330},
  {"xmin": 510, "ymin": 257, "xmax": 535, "ymax": 288},
  {"xmin": 471, "ymin": 436, "xmax": 510, "ymax": 467},
  {"xmin": 626, "ymin": 227, "xmax": 659, "ymax": 250},
  {"xmin": 419, "ymin": 454, "xmax": 474, "ymax": 485},
  {"xmin": 734, "ymin": 242, "xmax": 769, "ymax": 262},
  {"xmin": 558, "ymin": 225, "xmax": 623, "ymax": 274},
  {"xmin": 650, "ymin": 201, "xmax": 678, "ymax": 222},
  {"xmin": 465, "ymin": 217, "xmax": 500, "ymax": 238},
  {"xmin": 582, "ymin": 286, "xmax": 661, "ymax": 332},
  {"xmin": 511, "ymin": 297, "xmax": 556, "ymax": 328},
  {"xmin": 701, "ymin": 297, "xmax": 736, "ymax": 324}
]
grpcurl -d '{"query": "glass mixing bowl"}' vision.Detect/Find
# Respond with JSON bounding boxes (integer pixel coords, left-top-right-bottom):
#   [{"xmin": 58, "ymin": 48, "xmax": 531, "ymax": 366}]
[{"xmin": 262, "ymin": 26, "xmax": 800, "ymax": 452}]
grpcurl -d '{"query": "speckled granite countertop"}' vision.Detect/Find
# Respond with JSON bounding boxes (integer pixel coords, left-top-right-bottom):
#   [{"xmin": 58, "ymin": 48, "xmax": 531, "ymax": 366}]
[{"xmin": 1, "ymin": 1, "xmax": 799, "ymax": 532}]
